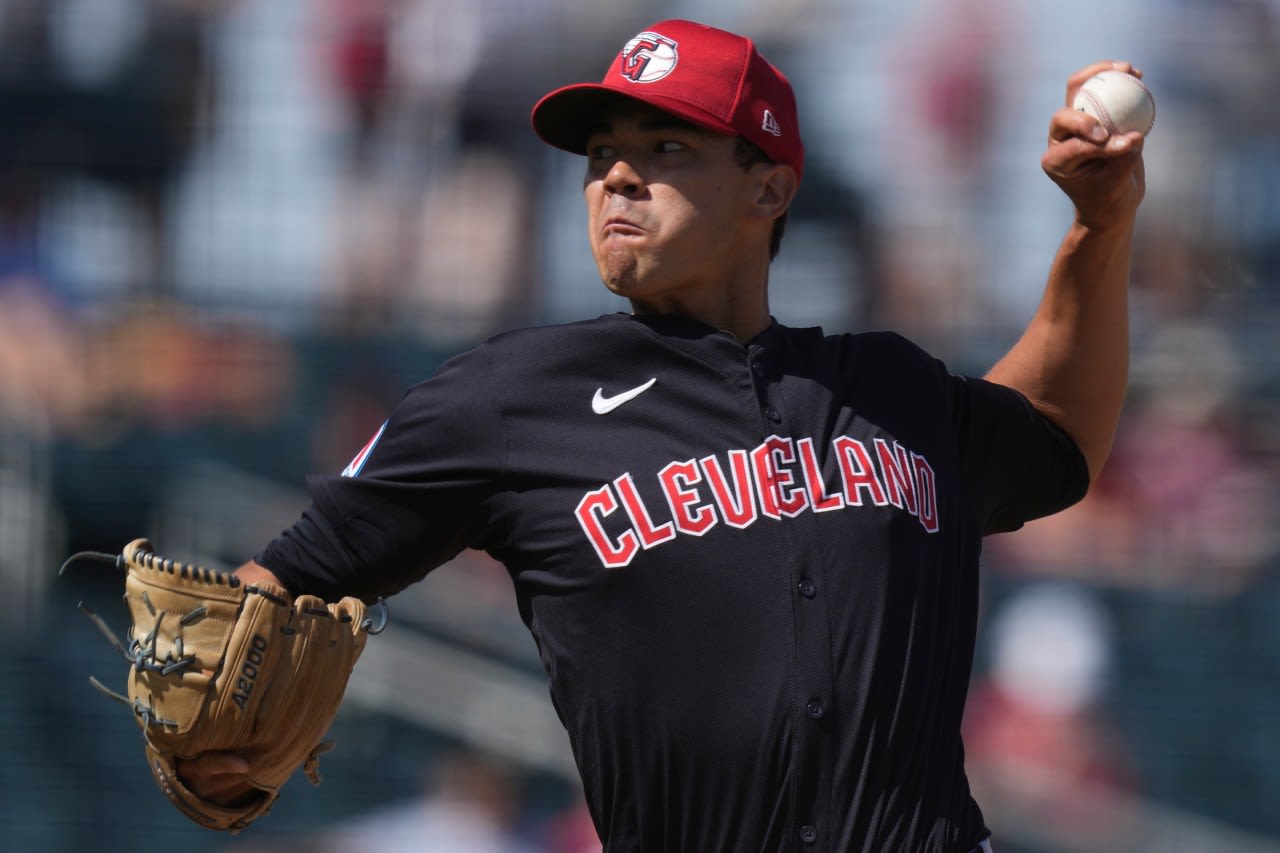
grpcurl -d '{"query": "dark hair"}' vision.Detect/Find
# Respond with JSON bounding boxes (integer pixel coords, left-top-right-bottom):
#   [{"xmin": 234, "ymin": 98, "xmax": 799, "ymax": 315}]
[{"xmin": 734, "ymin": 136, "xmax": 788, "ymax": 260}]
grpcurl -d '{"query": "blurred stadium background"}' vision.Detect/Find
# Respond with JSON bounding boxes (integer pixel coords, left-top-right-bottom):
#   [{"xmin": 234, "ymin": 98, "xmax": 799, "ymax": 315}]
[{"xmin": 1, "ymin": 0, "xmax": 1278, "ymax": 851}]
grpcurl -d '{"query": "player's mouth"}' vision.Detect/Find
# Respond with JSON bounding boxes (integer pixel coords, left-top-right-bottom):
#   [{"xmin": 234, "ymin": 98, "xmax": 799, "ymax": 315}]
[{"xmin": 602, "ymin": 216, "xmax": 646, "ymax": 236}]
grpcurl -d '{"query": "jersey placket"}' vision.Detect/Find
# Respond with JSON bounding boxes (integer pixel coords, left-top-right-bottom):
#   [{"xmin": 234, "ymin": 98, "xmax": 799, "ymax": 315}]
[{"xmin": 747, "ymin": 342, "xmax": 837, "ymax": 851}]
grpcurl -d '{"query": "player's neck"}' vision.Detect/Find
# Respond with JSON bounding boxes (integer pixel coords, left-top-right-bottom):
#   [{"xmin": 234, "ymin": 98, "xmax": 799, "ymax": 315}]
[
  {"xmin": 629, "ymin": 283, "xmax": 771, "ymax": 342},
  {"xmin": 627, "ymin": 246, "xmax": 772, "ymax": 341}
]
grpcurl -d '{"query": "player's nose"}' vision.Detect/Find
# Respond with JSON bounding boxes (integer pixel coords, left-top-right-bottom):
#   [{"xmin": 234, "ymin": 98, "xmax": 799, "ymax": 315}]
[{"xmin": 604, "ymin": 158, "xmax": 645, "ymax": 197}]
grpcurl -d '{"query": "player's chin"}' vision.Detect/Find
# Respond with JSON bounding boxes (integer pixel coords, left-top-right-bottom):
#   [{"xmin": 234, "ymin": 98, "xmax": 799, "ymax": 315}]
[
  {"xmin": 597, "ymin": 249, "xmax": 643, "ymax": 295},
  {"xmin": 601, "ymin": 273, "xmax": 642, "ymax": 299}
]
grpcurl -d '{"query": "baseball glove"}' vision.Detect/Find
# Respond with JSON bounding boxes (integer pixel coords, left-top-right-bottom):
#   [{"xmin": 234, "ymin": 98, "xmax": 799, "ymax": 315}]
[{"xmin": 61, "ymin": 538, "xmax": 385, "ymax": 833}]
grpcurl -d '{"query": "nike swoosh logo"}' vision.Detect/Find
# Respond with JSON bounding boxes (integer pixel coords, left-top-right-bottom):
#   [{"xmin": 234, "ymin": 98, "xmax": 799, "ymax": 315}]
[{"xmin": 592, "ymin": 378, "xmax": 657, "ymax": 415}]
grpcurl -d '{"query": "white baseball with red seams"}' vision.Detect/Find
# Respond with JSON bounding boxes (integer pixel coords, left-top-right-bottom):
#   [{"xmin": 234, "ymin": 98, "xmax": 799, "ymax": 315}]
[{"xmin": 1072, "ymin": 70, "xmax": 1155, "ymax": 136}]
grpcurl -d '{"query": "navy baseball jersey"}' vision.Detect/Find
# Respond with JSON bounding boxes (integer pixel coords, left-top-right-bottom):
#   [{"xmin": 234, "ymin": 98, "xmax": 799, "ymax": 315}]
[{"xmin": 258, "ymin": 313, "xmax": 1088, "ymax": 853}]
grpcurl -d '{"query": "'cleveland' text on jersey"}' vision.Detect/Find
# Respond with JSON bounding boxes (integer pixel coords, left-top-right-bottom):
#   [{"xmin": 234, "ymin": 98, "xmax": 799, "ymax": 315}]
[{"xmin": 576, "ymin": 434, "xmax": 940, "ymax": 568}]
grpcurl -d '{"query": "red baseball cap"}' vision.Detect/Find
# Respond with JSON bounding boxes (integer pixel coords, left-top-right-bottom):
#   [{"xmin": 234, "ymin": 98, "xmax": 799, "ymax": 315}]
[{"xmin": 531, "ymin": 19, "xmax": 804, "ymax": 182}]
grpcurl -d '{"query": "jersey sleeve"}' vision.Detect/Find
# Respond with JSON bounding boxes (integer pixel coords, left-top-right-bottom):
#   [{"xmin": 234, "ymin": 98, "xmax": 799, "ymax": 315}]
[
  {"xmin": 256, "ymin": 343, "xmax": 506, "ymax": 602},
  {"xmin": 950, "ymin": 373, "xmax": 1090, "ymax": 535}
]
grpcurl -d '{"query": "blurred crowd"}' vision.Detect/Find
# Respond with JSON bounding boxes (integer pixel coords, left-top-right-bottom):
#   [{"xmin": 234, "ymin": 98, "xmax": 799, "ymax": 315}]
[{"xmin": 1, "ymin": 0, "xmax": 1279, "ymax": 851}]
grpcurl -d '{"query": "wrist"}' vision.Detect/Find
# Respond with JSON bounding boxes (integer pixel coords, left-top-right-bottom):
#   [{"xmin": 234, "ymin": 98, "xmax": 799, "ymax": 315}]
[
  {"xmin": 234, "ymin": 560, "xmax": 288, "ymax": 595},
  {"xmin": 1070, "ymin": 212, "xmax": 1136, "ymax": 242}
]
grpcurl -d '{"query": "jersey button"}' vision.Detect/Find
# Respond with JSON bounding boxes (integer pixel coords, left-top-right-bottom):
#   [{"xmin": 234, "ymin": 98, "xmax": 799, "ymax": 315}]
[
  {"xmin": 800, "ymin": 824, "xmax": 818, "ymax": 845},
  {"xmin": 798, "ymin": 579, "xmax": 817, "ymax": 598},
  {"xmin": 806, "ymin": 698, "xmax": 826, "ymax": 720},
  {"xmin": 764, "ymin": 406, "xmax": 781, "ymax": 423},
  {"xmin": 751, "ymin": 360, "xmax": 764, "ymax": 376}
]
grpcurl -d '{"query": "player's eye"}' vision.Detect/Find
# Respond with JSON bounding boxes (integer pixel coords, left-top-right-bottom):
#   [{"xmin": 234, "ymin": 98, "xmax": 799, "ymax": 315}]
[
  {"xmin": 587, "ymin": 144, "xmax": 617, "ymax": 161},
  {"xmin": 655, "ymin": 140, "xmax": 688, "ymax": 153}
]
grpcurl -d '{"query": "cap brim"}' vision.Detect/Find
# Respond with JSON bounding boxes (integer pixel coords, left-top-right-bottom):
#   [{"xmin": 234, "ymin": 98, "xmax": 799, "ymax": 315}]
[{"xmin": 531, "ymin": 83, "xmax": 737, "ymax": 156}]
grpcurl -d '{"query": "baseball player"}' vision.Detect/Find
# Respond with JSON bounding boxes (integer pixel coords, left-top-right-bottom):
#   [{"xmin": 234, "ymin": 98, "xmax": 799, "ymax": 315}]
[{"xmin": 177, "ymin": 19, "xmax": 1145, "ymax": 853}]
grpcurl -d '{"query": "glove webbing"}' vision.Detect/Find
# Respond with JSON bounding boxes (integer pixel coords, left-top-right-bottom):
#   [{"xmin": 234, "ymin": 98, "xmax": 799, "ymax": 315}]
[{"xmin": 62, "ymin": 546, "xmax": 250, "ymax": 732}]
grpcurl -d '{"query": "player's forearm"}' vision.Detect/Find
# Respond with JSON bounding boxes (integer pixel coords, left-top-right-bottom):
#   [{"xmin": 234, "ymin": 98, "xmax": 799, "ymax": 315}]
[{"xmin": 984, "ymin": 216, "xmax": 1134, "ymax": 484}]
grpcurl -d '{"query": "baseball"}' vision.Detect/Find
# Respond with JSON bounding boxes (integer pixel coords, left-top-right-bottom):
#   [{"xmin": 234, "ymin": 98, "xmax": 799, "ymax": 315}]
[{"xmin": 1072, "ymin": 70, "xmax": 1155, "ymax": 136}]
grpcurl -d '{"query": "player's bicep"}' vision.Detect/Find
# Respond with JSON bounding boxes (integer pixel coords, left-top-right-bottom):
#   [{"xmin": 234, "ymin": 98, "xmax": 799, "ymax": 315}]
[{"xmin": 953, "ymin": 375, "xmax": 1089, "ymax": 534}]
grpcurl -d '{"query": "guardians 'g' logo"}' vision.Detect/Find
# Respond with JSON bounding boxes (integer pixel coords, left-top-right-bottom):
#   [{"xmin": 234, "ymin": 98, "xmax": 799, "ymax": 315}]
[{"xmin": 619, "ymin": 32, "xmax": 678, "ymax": 83}]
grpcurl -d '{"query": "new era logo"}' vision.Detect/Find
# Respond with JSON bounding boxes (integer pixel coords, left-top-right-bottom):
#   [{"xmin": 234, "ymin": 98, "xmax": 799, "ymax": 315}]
[{"xmin": 762, "ymin": 109, "xmax": 782, "ymax": 137}]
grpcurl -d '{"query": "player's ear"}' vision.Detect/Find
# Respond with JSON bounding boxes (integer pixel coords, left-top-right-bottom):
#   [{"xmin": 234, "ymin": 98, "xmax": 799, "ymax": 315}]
[{"xmin": 748, "ymin": 163, "xmax": 798, "ymax": 224}]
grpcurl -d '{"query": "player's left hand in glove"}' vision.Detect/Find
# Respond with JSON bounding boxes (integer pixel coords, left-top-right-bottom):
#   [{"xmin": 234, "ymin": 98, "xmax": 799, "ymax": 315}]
[{"xmin": 60, "ymin": 538, "xmax": 385, "ymax": 833}]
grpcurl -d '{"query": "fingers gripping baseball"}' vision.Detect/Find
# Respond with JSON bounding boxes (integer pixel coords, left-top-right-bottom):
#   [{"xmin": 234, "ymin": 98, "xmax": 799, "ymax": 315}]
[{"xmin": 1043, "ymin": 61, "xmax": 1148, "ymax": 229}]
